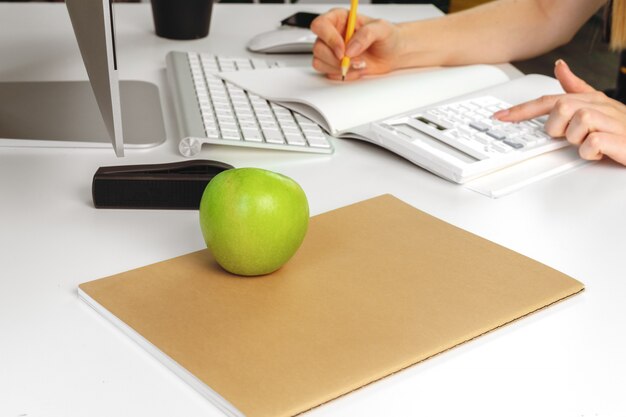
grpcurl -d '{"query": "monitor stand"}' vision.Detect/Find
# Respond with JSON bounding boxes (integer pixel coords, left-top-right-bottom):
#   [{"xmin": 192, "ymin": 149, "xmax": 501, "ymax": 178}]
[{"xmin": 0, "ymin": 80, "xmax": 166, "ymax": 150}]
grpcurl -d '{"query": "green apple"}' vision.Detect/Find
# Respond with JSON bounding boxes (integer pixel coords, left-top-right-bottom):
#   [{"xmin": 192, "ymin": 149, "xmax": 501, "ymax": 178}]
[{"xmin": 199, "ymin": 168, "xmax": 309, "ymax": 276}]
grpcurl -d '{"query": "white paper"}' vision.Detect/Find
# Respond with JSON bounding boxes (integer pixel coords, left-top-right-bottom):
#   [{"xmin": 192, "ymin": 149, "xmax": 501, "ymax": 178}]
[{"xmin": 464, "ymin": 147, "xmax": 590, "ymax": 198}]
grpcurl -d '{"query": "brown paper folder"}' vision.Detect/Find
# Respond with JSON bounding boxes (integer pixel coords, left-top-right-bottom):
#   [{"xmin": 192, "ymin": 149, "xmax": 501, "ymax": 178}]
[{"xmin": 79, "ymin": 194, "xmax": 584, "ymax": 417}]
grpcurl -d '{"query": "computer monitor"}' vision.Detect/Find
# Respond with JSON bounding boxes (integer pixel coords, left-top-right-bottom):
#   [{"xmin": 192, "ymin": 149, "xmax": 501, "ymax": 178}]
[
  {"xmin": 66, "ymin": 0, "xmax": 124, "ymax": 156},
  {"xmin": 0, "ymin": 0, "xmax": 166, "ymax": 156}
]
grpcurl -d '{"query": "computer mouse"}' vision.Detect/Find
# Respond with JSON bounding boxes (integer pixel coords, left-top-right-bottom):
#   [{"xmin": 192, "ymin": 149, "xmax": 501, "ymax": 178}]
[{"xmin": 247, "ymin": 27, "xmax": 317, "ymax": 54}]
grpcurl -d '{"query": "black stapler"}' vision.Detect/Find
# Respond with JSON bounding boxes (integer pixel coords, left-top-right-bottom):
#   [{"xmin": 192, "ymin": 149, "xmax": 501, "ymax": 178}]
[{"xmin": 92, "ymin": 160, "xmax": 234, "ymax": 209}]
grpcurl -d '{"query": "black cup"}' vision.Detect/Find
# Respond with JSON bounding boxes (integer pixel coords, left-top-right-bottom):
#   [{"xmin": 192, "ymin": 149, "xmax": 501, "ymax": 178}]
[{"xmin": 151, "ymin": 0, "xmax": 213, "ymax": 40}]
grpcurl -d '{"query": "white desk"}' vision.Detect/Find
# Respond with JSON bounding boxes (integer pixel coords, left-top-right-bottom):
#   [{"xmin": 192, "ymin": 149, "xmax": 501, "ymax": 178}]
[{"xmin": 1, "ymin": 3, "xmax": 625, "ymax": 417}]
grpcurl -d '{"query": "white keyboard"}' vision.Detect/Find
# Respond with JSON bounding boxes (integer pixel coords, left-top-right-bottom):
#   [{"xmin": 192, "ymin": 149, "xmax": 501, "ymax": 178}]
[
  {"xmin": 371, "ymin": 95, "xmax": 568, "ymax": 183},
  {"xmin": 166, "ymin": 51, "xmax": 333, "ymax": 157}
]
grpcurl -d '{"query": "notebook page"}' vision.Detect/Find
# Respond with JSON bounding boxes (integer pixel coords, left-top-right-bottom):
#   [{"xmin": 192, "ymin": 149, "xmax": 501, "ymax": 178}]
[{"xmin": 218, "ymin": 65, "xmax": 510, "ymax": 135}]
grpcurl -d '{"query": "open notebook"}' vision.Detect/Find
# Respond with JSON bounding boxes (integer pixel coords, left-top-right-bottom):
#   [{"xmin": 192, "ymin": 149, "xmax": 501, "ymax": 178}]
[
  {"xmin": 79, "ymin": 194, "xmax": 584, "ymax": 417},
  {"xmin": 218, "ymin": 65, "xmax": 511, "ymax": 139}
]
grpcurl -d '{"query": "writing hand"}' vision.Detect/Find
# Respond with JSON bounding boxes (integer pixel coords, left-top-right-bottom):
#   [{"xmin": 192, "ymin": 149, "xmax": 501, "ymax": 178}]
[{"xmin": 310, "ymin": 8, "xmax": 402, "ymax": 81}]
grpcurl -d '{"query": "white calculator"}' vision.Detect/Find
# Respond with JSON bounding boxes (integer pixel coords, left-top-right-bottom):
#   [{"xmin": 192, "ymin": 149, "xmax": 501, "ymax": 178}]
[{"xmin": 370, "ymin": 76, "xmax": 570, "ymax": 183}]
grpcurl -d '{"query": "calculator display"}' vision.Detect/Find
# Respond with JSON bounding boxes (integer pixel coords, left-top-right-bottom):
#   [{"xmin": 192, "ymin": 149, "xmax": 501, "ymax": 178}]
[
  {"xmin": 414, "ymin": 116, "xmax": 447, "ymax": 131},
  {"xmin": 391, "ymin": 123, "xmax": 477, "ymax": 164}
]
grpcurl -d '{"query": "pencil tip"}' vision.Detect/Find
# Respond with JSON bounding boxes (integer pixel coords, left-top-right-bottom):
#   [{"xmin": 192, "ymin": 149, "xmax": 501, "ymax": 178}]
[{"xmin": 341, "ymin": 75, "xmax": 345, "ymax": 82}]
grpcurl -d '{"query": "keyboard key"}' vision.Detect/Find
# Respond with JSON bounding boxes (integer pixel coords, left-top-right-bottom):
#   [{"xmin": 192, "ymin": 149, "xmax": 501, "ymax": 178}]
[
  {"xmin": 220, "ymin": 122, "xmax": 238, "ymax": 131},
  {"xmin": 204, "ymin": 122, "xmax": 217, "ymax": 131},
  {"xmin": 217, "ymin": 115, "xmax": 236, "ymax": 124},
  {"xmin": 242, "ymin": 128, "xmax": 263, "ymax": 142},
  {"xmin": 279, "ymin": 120, "xmax": 298, "ymax": 129},
  {"xmin": 264, "ymin": 134, "xmax": 285, "ymax": 145},
  {"xmin": 294, "ymin": 114, "xmax": 313, "ymax": 123},
  {"xmin": 221, "ymin": 130, "xmax": 241, "ymax": 141},
  {"xmin": 273, "ymin": 110, "xmax": 291, "ymax": 118},
  {"xmin": 234, "ymin": 108, "xmax": 253, "ymax": 117},
  {"xmin": 212, "ymin": 98, "xmax": 230, "ymax": 107},
  {"xmin": 285, "ymin": 133, "xmax": 306, "ymax": 146},
  {"xmin": 214, "ymin": 103, "xmax": 231, "ymax": 112},
  {"xmin": 260, "ymin": 120, "xmax": 278, "ymax": 129},
  {"xmin": 205, "ymin": 129, "xmax": 219, "ymax": 139},
  {"xmin": 239, "ymin": 120, "xmax": 258, "ymax": 129},
  {"xmin": 307, "ymin": 137, "xmax": 331, "ymax": 148},
  {"xmin": 304, "ymin": 131, "xmax": 326, "ymax": 139}
]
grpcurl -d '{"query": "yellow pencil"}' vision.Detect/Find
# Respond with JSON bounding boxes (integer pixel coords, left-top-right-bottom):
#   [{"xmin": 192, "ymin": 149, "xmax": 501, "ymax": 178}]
[{"xmin": 341, "ymin": 0, "xmax": 359, "ymax": 81}]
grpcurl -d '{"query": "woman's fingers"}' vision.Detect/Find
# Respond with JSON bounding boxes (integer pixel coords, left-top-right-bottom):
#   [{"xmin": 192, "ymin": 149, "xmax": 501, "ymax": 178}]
[
  {"xmin": 543, "ymin": 98, "xmax": 597, "ymax": 137},
  {"xmin": 312, "ymin": 56, "xmax": 365, "ymax": 80},
  {"xmin": 495, "ymin": 92, "xmax": 612, "ymax": 127},
  {"xmin": 493, "ymin": 94, "xmax": 562, "ymax": 122},
  {"xmin": 312, "ymin": 39, "xmax": 341, "ymax": 70},
  {"xmin": 579, "ymin": 132, "xmax": 626, "ymax": 165},
  {"xmin": 565, "ymin": 108, "xmax": 626, "ymax": 146},
  {"xmin": 312, "ymin": 56, "xmax": 341, "ymax": 76},
  {"xmin": 554, "ymin": 59, "xmax": 596, "ymax": 94},
  {"xmin": 311, "ymin": 10, "xmax": 397, "ymax": 79},
  {"xmin": 310, "ymin": 9, "xmax": 350, "ymax": 60},
  {"xmin": 494, "ymin": 60, "xmax": 609, "ymax": 123},
  {"xmin": 345, "ymin": 19, "xmax": 392, "ymax": 57}
]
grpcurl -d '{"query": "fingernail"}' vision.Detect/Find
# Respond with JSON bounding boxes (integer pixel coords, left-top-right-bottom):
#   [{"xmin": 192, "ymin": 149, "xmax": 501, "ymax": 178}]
[
  {"xmin": 493, "ymin": 109, "xmax": 509, "ymax": 119},
  {"xmin": 555, "ymin": 59, "xmax": 566, "ymax": 67},
  {"xmin": 351, "ymin": 59, "xmax": 367, "ymax": 70},
  {"xmin": 334, "ymin": 46, "xmax": 344, "ymax": 60},
  {"xmin": 345, "ymin": 40, "xmax": 361, "ymax": 57}
]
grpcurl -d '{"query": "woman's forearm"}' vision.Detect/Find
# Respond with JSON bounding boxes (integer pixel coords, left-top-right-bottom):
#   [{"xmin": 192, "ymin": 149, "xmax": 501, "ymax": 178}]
[{"xmin": 393, "ymin": 0, "xmax": 606, "ymax": 68}]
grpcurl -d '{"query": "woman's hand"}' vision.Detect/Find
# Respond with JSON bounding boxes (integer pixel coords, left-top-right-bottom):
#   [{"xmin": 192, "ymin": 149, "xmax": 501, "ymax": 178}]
[
  {"xmin": 495, "ymin": 60, "xmax": 626, "ymax": 165},
  {"xmin": 310, "ymin": 8, "xmax": 404, "ymax": 81}
]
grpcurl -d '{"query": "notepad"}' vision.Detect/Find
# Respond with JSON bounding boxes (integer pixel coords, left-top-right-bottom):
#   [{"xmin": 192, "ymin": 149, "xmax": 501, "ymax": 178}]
[
  {"xmin": 79, "ymin": 194, "xmax": 584, "ymax": 417},
  {"xmin": 217, "ymin": 65, "xmax": 510, "ymax": 137}
]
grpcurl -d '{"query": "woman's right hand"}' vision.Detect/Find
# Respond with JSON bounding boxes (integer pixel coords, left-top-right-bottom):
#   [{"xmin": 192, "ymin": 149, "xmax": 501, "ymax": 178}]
[{"xmin": 310, "ymin": 8, "xmax": 404, "ymax": 81}]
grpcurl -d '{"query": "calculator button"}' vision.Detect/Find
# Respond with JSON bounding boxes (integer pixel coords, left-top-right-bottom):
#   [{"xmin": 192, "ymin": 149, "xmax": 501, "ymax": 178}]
[
  {"xmin": 486, "ymin": 130, "xmax": 507, "ymax": 141},
  {"xmin": 469, "ymin": 121, "xmax": 490, "ymax": 132},
  {"xmin": 503, "ymin": 140, "xmax": 524, "ymax": 149}
]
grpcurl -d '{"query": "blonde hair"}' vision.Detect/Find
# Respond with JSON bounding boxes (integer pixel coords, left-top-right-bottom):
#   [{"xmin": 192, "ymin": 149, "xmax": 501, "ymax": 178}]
[{"xmin": 612, "ymin": 0, "xmax": 626, "ymax": 50}]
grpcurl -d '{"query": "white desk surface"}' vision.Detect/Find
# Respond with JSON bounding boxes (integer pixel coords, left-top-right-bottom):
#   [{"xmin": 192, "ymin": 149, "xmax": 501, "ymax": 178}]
[{"xmin": 1, "ymin": 3, "xmax": 625, "ymax": 417}]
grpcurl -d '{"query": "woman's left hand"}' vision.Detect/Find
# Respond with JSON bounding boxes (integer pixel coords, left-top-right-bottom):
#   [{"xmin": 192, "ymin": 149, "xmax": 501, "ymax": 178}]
[{"xmin": 494, "ymin": 59, "xmax": 626, "ymax": 166}]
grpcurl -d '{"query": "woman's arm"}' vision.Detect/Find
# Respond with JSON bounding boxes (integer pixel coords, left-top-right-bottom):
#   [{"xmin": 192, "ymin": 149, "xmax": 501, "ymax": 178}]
[
  {"xmin": 394, "ymin": 0, "xmax": 607, "ymax": 67},
  {"xmin": 311, "ymin": 0, "xmax": 607, "ymax": 79}
]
